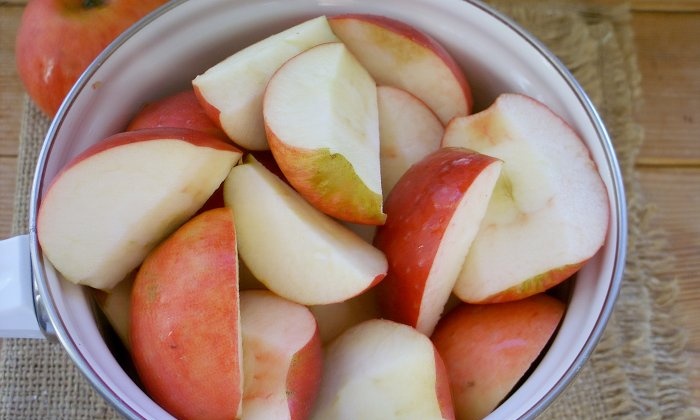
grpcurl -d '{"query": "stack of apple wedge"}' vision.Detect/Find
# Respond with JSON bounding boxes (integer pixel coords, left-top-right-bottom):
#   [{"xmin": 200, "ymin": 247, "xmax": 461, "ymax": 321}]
[{"xmin": 37, "ymin": 14, "xmax": 610, "ymax": 420}]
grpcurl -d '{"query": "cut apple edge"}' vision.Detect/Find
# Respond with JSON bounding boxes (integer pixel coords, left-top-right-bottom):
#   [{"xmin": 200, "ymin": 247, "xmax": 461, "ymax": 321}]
[{"xmin": 416, "ymin": 157, "xmax": 503, "ymax": 334}]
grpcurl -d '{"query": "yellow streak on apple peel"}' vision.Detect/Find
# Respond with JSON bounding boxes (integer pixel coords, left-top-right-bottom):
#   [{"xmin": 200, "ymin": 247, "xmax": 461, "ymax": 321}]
[
  {"xmin": 481, "ymin": 262, "xmax": 583, "ymax": 304},
  {"xmin": 282, "ymin": 147, "xmax": 386, "ymax": 225}
]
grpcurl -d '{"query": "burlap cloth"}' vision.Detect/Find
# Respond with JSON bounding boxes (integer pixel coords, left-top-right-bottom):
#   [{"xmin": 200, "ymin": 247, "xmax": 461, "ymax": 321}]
[{"xmin": 2, "ymin": 1, "xmax": 698, "ymax": 418}]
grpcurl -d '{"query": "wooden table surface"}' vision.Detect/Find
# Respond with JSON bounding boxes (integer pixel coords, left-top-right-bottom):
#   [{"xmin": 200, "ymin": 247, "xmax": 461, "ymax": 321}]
[{"xmin": 1, "ymin": 0, "xmax": 698, "ymax": 410}]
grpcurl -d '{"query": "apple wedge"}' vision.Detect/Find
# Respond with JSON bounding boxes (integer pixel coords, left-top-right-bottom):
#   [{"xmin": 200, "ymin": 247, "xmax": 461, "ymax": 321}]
[
  {"xmin": 193, "ymin": 16, "xmax": 339, "ymax": 150},
  {"xmin": 377, "ymin": 85, "xmax": 444, "ymax": 197},
  {"xmin": 374, "ymin": 147, "xmax": 502, "ymax": 335},
  {"xmin": 93, "ymin": 273, "xmax": 135, "ymax": 351},
  {"xmin": 127, "ymin": 89, "xmax": 228, "ymax": 139},
  {"xmin": 240, "ymin": 290, "xmax": 323, "ymax": 420},
  {"xmin": 223, "ymin": 156, "xmax": 388, "ymax": 306},
  {"xmin": 130, "ymin": 208, "xmax": 243, "ymax": 420},
  {"xmin": 442, "ymin": 93, "xmax": 610, "ymax": 303},
  {"xmin": 264, "ymin": 41, "xmax": 384, "ymax": 225},
  {"xmin": 431, "ymin": 294, "xmax": 565, "ymax": 420},
  {"xmin": 311, "ymin": 319, "xmax": 454, "ymax": 420},
  {"xmin": 328, "ymin": 14, "xmax": 472, "ymax": 124},
  {"xmin": 37, "ymin": 127, "xmax": 242, "ymax": 290}
]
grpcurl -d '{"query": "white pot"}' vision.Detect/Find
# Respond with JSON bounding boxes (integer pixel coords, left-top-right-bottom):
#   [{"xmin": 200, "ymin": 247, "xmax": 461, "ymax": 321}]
[{"xmin": 0, "ymin": 0, "xmax": 627, "ymax": 418}]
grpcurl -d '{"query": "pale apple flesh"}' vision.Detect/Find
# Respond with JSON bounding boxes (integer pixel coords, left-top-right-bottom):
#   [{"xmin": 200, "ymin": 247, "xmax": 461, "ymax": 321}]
[
  {"xmin": 377, "ymin": 85, "xmax": 444, "ymax": 197},
  {"xmin": 442, "ymin": 93, "xmax": 610, "ymax": 303},
  {"xmin": 37, "ymin": 127, "xmax": 242, "ymax": 290},
  {"xmin": 240, "ymin": 290, "xmax": 323, "ymax": 420},
  {"xmin": 223, "ymin": 156, "xmax": 388, "ymax": 306},
  {"xmin": 328, "ymin": 14, "xmax": 472, "ymax": 124},
  {"xmin": 311, "ymin": 319, "xmax": 455, "ymax": 420},
  {"xmin": 127, "ymin": 89, "xmax": 228, "ymax": 140},
  {"xmin": 130, "ymin": 208, "xmax": 243, "ymax": 420},
  {"xmin": 264, "ymin": 42, "xmax": 384, "ymax": 225},
  {"xmin": 431, "ymin": 294, "xmax": 565, "ymax": 420},
  {"xmin": 93, "ymin": 272, "xmax": 135, "ymax": 351},
  {"xmin": 374, "ymin": 147, "xmax": 503, "ymax": 336},
  {"xmin": 193, "ymin": 16, "xmax": 340, "ymax": 150}
]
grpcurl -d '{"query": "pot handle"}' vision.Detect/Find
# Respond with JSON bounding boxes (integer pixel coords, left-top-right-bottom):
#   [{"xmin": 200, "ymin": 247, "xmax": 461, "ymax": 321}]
[{"xmin": 0, "ymin": 234, "xmax": 45, "ymax": 339}]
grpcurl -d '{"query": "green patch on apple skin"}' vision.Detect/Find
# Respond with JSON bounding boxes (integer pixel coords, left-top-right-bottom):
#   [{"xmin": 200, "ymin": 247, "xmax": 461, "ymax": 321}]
[
  {"xmin": 483, "ymin": 263, "xmax": 583, "ymax": 303},
  {"xmin": 140, "ymin": 279, "xmax": 159, "ymax": 305},
  {"xmin": 290, "ymin": 147, "xmax": 386, "ymax": 225}
]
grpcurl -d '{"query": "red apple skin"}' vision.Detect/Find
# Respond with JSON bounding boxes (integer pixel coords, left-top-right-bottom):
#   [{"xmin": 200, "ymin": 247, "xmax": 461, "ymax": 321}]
[
  {"xmin": 287, "ymin": 334, "xmax": 324, "ymax": 420},
  {"xmin": 431, "ymin": 294, "xmax": 565, "ymax": 420},
  {"xmin": 194, "ymin": 84, "xmax": 224, "ymax": 129},
  {"xmin": 481, "ymin": 263, "xmax": 583, "ymax": 303},
  {"xmin": 328, "ymin": 13, "xmax": 473, "ymax": 118},
  {"xmin": 130, "ymin": 208, "xmax": 242, "ymax": 420},
  {"xmin": 15, "ymin": 0, "xmax": 169, "ymax": 117},
  {"xmin": 373, "ymin": 147, "xmax": 501, "ymax": 330},
  {"xmin": 127, "ymin": 89, "xmax": 228, "ymax": 139},
  {"xmin": 434, "ymin": 346, "xmax": 457, "ymax": 420}
]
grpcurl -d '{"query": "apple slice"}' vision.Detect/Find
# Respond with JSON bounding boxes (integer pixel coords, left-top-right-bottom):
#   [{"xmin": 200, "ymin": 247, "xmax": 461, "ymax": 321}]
[
  {"xmin": 308, "ymin": 288, "xmax": 380, "ymax": 344},
  {"xmin": 311, "ymin": 319, "xmax": 454, "ymax": 420},
  {"xmin": 431, "ymin": 294, "xmax": 565, "ymax": 420},
  {"xmin": 328, "ymin": 14, "xmax": 472, "ymax": 124},
  {"xmin": 37, "ymin": 127, "xmax": 242, "ymax": 290},
  {"xmin": 223, "ymin": 156, "xmax": 387, "ymax": 306},
  {"xmin": 193, "ymin": 16, "xmax": 340, "ymax": 150},
  {"xmin": 240, "ymin": 290, "xmax": 323, "ymax": 420},
  {"xmin": 374, "ymin": 148, "xmax": 502, "ymax": 336},
  {"xmin": 377, "ymin": 85, "xmax": 444, "ymax": 197},
  {"xmin": 93, "ymin": 272, "xmax": 135, "ymax": 351},
  {"xmin": 127, "ymin": 89, "xmax": 228, "ymax": 140},
  {"xmin": 130, "ymin": 208, "xmax": 242, "ymax": 420},
  {"xmin": 442, "ymin": 93, "xmax": 610, "ymax": 303},
  {"xmin": 264, "ymin": 42, "xmax": 384, "ymax": 225}
]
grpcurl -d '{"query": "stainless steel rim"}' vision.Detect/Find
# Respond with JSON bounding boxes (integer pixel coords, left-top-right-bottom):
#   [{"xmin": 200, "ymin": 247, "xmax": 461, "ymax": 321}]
[{"xmin": 466, "ymin": 1, "xmax": 628, "ymax": 417}]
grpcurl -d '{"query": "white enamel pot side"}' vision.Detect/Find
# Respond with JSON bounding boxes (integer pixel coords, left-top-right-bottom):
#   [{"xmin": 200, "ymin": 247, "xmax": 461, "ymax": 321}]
[
  {"xmin": 0, "ymin": 0, "xmax": 627, "ymax": 419},
  {"xmin": 0, "ymin": 235, "xmax": 45, "ymax": 339}
]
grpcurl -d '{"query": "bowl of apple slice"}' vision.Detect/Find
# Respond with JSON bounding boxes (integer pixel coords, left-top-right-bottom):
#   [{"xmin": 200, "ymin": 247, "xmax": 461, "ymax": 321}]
[{"xmin": 0, "ymin": 0, "xmax": 626, "ymax": 418}]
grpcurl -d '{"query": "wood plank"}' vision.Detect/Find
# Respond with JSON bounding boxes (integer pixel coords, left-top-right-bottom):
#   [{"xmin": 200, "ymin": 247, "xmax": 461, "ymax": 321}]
[
  {"xmin": 633, "ymin": 12, "xmax": 700, "ymax": 164},
  {"xmin": 632, "ymin": 0, "xmax": 700, "ymax": 12},
  {"xmin": 638, "ymin": 167, "xmax": 700, "ymax": 403}
]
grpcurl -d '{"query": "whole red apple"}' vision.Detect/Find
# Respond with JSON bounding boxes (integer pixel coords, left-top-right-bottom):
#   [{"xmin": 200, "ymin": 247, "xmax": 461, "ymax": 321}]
[{"xmin": 16, "ymin": 0, "xmax": 169, "ymax": 117}]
